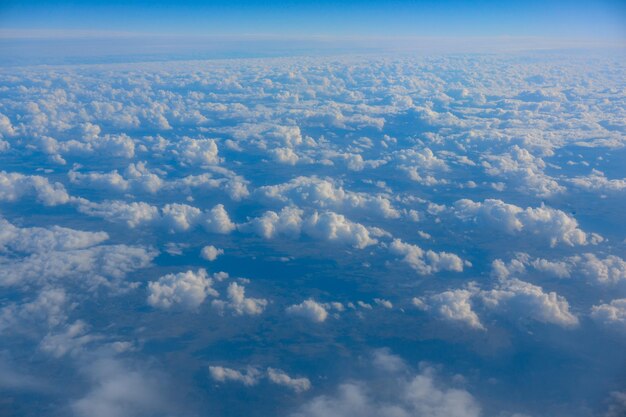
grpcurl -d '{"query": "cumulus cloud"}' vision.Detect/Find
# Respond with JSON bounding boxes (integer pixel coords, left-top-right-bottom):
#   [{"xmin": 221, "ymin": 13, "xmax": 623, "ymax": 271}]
[
  {"xmin": 389, "ymin": 239, "xmax": 466, "ymax": 275},
  {"xmin": 0, "ymin": 171, "xmax": 70, "ymax": 206},
  {"xmin": 177, "ymin": 137, "xmax": 220, "ymax": 166},
  {"xmin": 492, "ymin": 252, "xmax": 626, "ymax": 285},
  {"xmin": 147, "ymin": 269, "xmax": 218, "ymax": 310},
  {"xmin": 212, "ymin": 282, "xmax": 267, "ymax": 316},
  {"xmin": 481, "ymin": 278, "xmax": 579, "ymax": 328},
  {"xmin": 240, "ymin": 206, "xmax": 304, "ymax": 239},
  {"xmin": 201, "ymin": 245, "xmax": 223, "ymax": 261},
  {"xmin": 454, "ymin": 198, "xmax": 601, "ymax": 247},
  {"xmin": 303, "ymin": 211, "xmax": 378, "ymax": 249},
  {"xmin": 591, "ymin": 299, "xmax": 626, "ymax": 332},
  {"xmin": 258, "ymin": 176, "xmax": 400, "ymax": 219},
  {"xmin": 286, "ymin": 299, "xmax": 329, "ymax": 323}
]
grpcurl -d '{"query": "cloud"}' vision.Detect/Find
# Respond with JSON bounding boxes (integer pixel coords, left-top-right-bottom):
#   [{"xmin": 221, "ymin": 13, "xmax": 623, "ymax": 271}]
[
  {"xmin": 257, "ymin": 176, "xmax": 400, "ymax": 219},
  {"xmin": 209, "ymin": 366, "xmax": 310, "ymax": 392},
  {"xmin": 389, "ymin": 239, "xmax": 466, "ymax": 275},
  {"xmin": 147, "ymin": 268, "xmax": 218, "ymax": 310},
  {"xmin": 303, "ymin": 211, "xmax": 378, "ymax": 249},
  {"xmin": 201, "ymin": 245, "xmax": 223, "ymax": 261},
  {"xmin": 454, "ymin": 198, "xmax": 601, "ymax": 247},
  {"xmin": 0, "ymin": 244, "xmax": 156, "ymax": 290},
  {"xmin": 266, "ymin": 368, "xmax": 311, "ymax": 393},
  {"xmin": 0, "ymin": 171, "xmax": 70, "ymax": 206},
  {"xmin": 76, "ymin": 199, "xmax": 235, "ymax": 233},
  {"xmin": 286, "ymin": 299, "xmax": 329, "ymax": 323},
  {"xmin": 591, "ymin": 299, "xmax": 626, "ymax": 332},
  {"xmin": 0, "ymin": 217, "xmax": 109, "ymax": 254},
  {"xmin": 420, "ymin": 288, "xmax": 485, "ymax": 330},
  {"xmin": 291, "ymin": 364, "xmax": 481, "ymax": 417},
  {"xmin": 240, "ymin": 206, "xmax": 304, "ymax": 239},
  {"xmin": 492, "ymin": 252, "xmax": 626, "ymax": 285},
  {"xmin": 212, "ymin": 282, "xmax": 267, "ymax": 316},
  {"xmin": 177, "ymin": 137, "xmax": 220, "ymax": 166},
  {"xmin": 71, "ymin": 358, "xmax": 170, "ymax": 417},
  {"xmin": 481, "ymin": 278, "xmax": 579, "ymax": 328},
  {"xmin": 209, "ymin": 366, "xmax": 262, "ymax": 386}
]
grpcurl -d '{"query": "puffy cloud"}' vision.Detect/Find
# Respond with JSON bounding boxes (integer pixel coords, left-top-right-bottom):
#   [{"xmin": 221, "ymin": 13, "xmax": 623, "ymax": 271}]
[
  {"xmin": 481, "ymin": 278, "xmax": 579, "ymax": 328},
  {"xmin": 482, "ymin": 145, "xmax": 565, "ymax": 198},
  {"xmin": 286, "ymin": 299, "xmax": 328, "ymax": 323},
  {"xmin": 201, "ymin": 245, "xmax": 223, "ymax": 261},
  {"xmin": 203, "ymin": 204, "xmax": 237, "ymax": 234},
  {"xmin": 76, "ymin": 199, "xmax": 235, "ymax": 234},
  {"xmin": 240, "ymin": 206, "xmax": 304, "ymax": 239},
  {"xmin": 303, "ymin": 211, "xmax": 377, "ymax": 249},
  {"xmin": 212, "ymin": 282, "xmax": 267, "ymax": 316},
  {"xmin": 574, "ymin": 253, "xmax": 626, "ymax": 284},
  {"xmin": 75, "ymin": 199, "xmax": 160, "ymax": 228},
  {"xmin": 492, "ymin": 252, "xmax": 626, "ymax": 284},
  {"xmin": 569, "ymin": 169, "xmax": 626, "ymax": 192},
  {"xmin": 454, "ymin": 199, "xmax": 601, "ymax": 247},
  {"xmin": 258, "ymin": 176, "xmax": 400, "ymax": 219},
  {"xmin": 272, "ymin": 147, "xmax": 300, "ymax": 165},
  {"xmin": 591, "ymin": 299, "xmax": 626, "ymax": 331},
  {"xmin": 161, "ymin": 203, "xmax": 202, "ymax": 232},
  {"xmin": 178, "ymin": 137, "xmax": 220, "ymax": 166},
  {"xmin": 389, "ymin": 239, "xmax": 465, "ymax": 275},
  {"xmin": 424, "ymin": 289, "xmax": 485, "ymax": 330},
  {"xmin": 0, "ymin": 171, "xmax": 70, "ymax": 206},
  {"xmin": 147, "ymin": 269, "xmax": 218, "ymax": 310}
]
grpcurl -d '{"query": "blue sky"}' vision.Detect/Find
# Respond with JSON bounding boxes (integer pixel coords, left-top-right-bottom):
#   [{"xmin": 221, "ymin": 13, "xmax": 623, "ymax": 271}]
[{"xmin": 1, "ymin": 0, "xmax": 625, "ymax": 40}]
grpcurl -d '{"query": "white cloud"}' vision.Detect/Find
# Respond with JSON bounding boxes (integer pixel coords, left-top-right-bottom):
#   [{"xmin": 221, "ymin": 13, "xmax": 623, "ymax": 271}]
[
  {"xmin": 0, "ymin": 244, "xmax": 157, "ymax": 290},
  {"xmin": 178, "ymin": 137, "xmax": 220, "ymax": 166},
  {"xmin": 286, "ymin": 299, "xmax": 328, "ymax": 323},
  {"xmin": 209, "ymin": 366, "xmax": 262, "ymax": 386},
  {"xmin": 0, "ymin": 217, "xmax": 108, "ymax": 254},
  {"xmin": 591, "ymin": 299, "xmax": 626, "ymax": 331},
  {"xmin": 267, "ymin": 368, "xmax": 311, "ymax": 393},
  {"xmin": 481, "ymin": 278, "xmax": 578, "ymax": 328},
  {"xmin": 240, "ymin": 206, "xmax": 303, "ymax": 239},
  {"xmin": 203, "ymin": 204, "xmax": 237, "ymax": 234},
  {"xmin": 428, "ymin": 289, "xmax": 485, "ymax": 330},
  {"xmin": 0, "ymin": 171, "xmax": 70, "ymax": 206},
  {"xmin": 258, "ymin": 176, "xmax": 400, "ymax": 219},
  {"xmin": 389, "ymin": 239, "xmax": 465, "ymax": 275},
  {"xmin": 201, "ymin": 245, "xmax": 223, "ymax": 261},
  {"xmin": 454, "ymin": 198, "xmax": 601, "ymax": 247},
  {"xmin": 291, "ymin": 365, "xmax": 481, "ymax": 417},
  {"xmin": 72, "ymin": 358, "xmax": 169, "ymax": 417},
  {"xmin": 212, "ymin": 282, "xmax": 267, "ymax": 316},
  {"xmin": 303, "ymin": 211, "xmax": 377, "ymax": 249},
  {"xmin": 147, "ymin": 269, "xmax": 218, "ymax": 310}
]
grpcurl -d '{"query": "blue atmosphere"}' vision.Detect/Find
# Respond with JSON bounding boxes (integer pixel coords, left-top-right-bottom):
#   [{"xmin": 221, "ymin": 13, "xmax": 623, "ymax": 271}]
[
  {"xmin": 0, "ymin": 1, "xmax": 625, "ymax": 417},
  {"xmin": 2, "ymin": 0, "xmax": 625, "ymax": 39}
]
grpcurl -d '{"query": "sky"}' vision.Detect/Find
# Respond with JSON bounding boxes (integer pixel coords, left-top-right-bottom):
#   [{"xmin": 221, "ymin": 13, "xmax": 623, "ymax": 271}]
[{"xmin": 1, "ymin": 0, "xmax": 625, "ymax": 40}]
